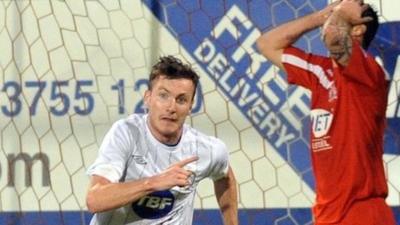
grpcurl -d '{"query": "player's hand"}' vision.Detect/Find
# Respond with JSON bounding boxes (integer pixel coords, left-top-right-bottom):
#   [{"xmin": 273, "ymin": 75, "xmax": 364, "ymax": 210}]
[
  {"xmin": 150, "ymin": 156, "xmax": 199, "ymax": 191},
  {"xmin": 321, "ymin": 1, "xmax": 341, "ymax": 19},
  {"xmin": 333, "ymin": 0, "xmax": 372, "ymax": 25}
]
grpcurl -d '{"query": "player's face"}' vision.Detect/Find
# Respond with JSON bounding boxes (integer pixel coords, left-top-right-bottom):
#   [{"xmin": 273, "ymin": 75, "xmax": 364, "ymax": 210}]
[
  {"xmin": 321, "ymin": 23, "xmax": 351, "ymax": 60},
  {"xmin": 322, "ymin": 22, "xmax": 365, "ymax": 60},
  {"xmin": 144, "ymin": 75, "xmax": 195, "ymax": 144}
]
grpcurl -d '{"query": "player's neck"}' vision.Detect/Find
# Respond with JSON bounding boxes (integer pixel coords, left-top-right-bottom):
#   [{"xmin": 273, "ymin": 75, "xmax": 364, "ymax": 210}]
[
  {"xmin": 147, "ymin": 123, "xmax": 183, "ymax": 146},
  {"xmin": 158, "ymin": 133, "xmax": 182, "ymax": 146}
]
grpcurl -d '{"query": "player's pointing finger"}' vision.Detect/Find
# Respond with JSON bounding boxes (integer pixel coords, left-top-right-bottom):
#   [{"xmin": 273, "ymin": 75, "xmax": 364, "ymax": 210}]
[{"xmin": 175, "ymin": 156, "xmax": 199, "ymax": 167}]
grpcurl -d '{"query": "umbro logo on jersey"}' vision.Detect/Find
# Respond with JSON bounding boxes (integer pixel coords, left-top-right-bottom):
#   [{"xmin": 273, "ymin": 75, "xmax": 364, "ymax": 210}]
[{"xmin": 132, "ymin": 155, "xmax": 147, "ymax": 165}]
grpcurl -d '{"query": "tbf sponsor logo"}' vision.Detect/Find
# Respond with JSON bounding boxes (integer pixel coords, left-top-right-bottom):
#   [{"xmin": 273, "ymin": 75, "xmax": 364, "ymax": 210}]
[
  {"xmin": 136, "ymin": 195, "xmax": 173, "ymax": 210},
  {"xmin": 132, "ymin": 190, "xmax": 175, "ymax": 219}
]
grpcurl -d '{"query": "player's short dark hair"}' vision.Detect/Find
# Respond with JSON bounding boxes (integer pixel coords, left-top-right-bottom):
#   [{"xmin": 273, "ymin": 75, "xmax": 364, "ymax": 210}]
[
  {"xmin": 149, "ymin": 55, "xmax": 199, "ymax": 97},
  {"xmin": 361, "ymin": 5, "xmax": 379, "ymax": 50}
]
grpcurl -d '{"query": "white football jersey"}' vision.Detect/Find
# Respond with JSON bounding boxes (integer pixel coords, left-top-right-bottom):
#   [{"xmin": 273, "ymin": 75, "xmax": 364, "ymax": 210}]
[{"xmin": 87, "ymin": 114, "xmax": 229, "ymax": 225}]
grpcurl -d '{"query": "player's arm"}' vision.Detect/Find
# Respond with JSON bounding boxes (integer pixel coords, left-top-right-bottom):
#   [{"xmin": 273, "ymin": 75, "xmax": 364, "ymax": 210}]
[
  {"xmin": 214, "ymin": 166, "xmax": 238, "ymax": 225},
  {"xmin": 86, "ymin": 175, "xmax": 152, "ymax": 213},
  {"xmin": 256, "ymin": 1, "xmax": 339, "ymax": 70},
  {"xmin": 86, "ymin": 156, "xmax": 198, "ymax": 213},
  {"xmin": 322, "ymin": 0, "xmax": 372, "ymax": 66}
]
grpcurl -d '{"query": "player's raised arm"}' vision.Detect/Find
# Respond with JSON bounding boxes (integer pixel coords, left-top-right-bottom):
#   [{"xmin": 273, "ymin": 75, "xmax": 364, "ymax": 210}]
[
  {"xmin": 86, "ymin": 156, "xmax": 198, "ymax": 213},
  {"xmin": 256, "ymin": 1, "xmax": 340, "ymax": 70}
]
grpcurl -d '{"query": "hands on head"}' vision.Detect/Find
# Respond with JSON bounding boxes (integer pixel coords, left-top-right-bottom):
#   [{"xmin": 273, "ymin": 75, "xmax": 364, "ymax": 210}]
[
  {"xmin": 331, "ymin": 0, "xmax": 372, "ymax": 25},
  {"xmin": 150, "ymin": 156, "xmax": 199, "ymax": 191}
]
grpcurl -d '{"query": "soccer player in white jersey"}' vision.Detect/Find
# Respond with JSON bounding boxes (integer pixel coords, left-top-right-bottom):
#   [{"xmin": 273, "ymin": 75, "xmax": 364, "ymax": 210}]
[{"xmin": 86, "ymin": 56, "xmax": 238, "ymax": 225}]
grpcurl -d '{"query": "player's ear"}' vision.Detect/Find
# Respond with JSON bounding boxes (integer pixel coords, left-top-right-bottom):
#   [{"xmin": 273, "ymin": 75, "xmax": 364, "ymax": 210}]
[
  {"xmin": 144, "ymin": 90, "xmax": 151, "ymax": 108},
  {"xmin": 351, "ymin": 24, "xmax": 366, "ymax": 37},
  {"xmin": 188, "ymin": 94, "xmax": 195, "ymax": 115},
  {"xmin": 188, "ymin": 105, "xmax": 192, "ymax": 115}
]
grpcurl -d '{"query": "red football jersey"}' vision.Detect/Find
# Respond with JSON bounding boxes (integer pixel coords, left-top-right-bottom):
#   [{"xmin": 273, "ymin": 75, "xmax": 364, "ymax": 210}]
[{"xmin": 282, "ymin": 41, "xmax": 389, "ymax": 223}]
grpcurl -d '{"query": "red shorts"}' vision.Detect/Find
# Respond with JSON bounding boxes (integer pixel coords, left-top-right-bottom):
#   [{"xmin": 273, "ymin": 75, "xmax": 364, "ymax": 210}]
[{"xmin": 316, "ymin": 198, "xmax": 396, "ymax": 225}]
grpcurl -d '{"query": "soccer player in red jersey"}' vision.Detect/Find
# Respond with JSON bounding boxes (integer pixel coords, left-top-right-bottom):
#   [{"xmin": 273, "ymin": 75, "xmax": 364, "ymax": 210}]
[{"xmin": 257, "ymin": 0, "xmax": 396, "ymax": 224}]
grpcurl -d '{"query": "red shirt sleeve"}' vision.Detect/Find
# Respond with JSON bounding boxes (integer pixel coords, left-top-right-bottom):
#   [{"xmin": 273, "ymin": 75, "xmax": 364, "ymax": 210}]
[{"xmin": 282, "ymin": 46, "xmax": 330, "ymax": 91}]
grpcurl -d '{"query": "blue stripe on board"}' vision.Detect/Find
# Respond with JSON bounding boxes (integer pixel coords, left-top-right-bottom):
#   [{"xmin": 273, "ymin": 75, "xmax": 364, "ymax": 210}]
[{"xmin": 0, "ymin": 209, "xmax": 399, "ymax": 225}]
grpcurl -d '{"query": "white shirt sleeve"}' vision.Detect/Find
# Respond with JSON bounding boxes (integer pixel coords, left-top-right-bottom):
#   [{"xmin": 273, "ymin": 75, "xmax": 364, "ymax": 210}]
[
  {"xmin": 209, "ymin": 138, "xmax": 230, "ymax": 181},
  {"xmin": 87, "ymin": 119, "xmax": 133, "ymax": 183}
]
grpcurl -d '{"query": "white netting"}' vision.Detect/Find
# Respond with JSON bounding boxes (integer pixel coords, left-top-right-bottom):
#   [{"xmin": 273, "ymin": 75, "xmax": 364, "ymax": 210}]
[{"xmin": 0, "ymin": 0, "xmax": 399, "ymax": 224}]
